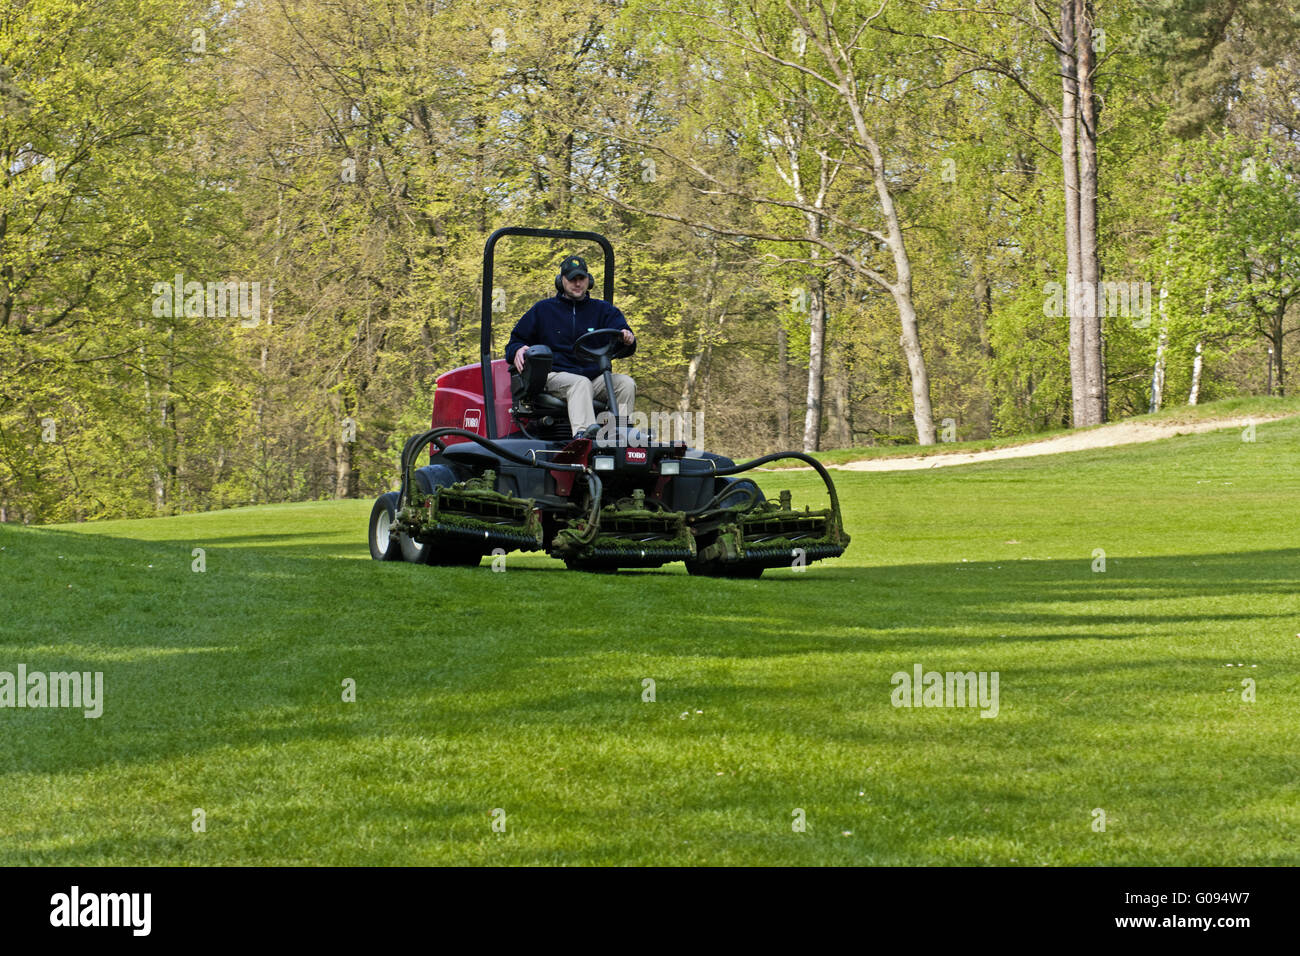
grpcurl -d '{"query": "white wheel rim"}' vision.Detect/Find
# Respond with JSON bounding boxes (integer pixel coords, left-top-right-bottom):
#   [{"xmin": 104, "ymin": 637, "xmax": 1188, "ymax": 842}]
[{"xmin": 376, "ymin": 510, "xmax": 392, "ymax": 553}]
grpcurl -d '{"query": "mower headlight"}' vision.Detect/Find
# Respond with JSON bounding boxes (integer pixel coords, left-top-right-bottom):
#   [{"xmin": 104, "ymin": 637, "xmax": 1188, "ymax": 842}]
[
  {"xmin": 593, "ymin": 456, "xmax": 615, "ymax": 471},
  {"xmin": 659, "ymin": 460, "xmax": 680, "ymax": 475}
]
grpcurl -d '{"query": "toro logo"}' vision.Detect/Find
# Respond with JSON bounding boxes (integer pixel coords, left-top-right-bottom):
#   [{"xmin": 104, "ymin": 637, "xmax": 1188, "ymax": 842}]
[
  {"xmin": 463, "ymin": 409, "xmax": 482, "ymax": 431},
  {"xmin": 625, "ymin": 448, "xmax": 648, "ymax": 464}
]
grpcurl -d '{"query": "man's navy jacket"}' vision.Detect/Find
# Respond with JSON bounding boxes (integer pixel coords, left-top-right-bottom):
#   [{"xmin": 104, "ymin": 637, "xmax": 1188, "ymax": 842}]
[{"xmin": 505, "ymin": 293, "xmax": 635, "ymax": 378}]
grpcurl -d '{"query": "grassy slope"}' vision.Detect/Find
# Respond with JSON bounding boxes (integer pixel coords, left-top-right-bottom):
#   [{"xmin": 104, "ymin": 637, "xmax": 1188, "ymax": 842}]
[{"xmin": 1, "ymin": 418, "xmax": 1297, "ymax": 865}]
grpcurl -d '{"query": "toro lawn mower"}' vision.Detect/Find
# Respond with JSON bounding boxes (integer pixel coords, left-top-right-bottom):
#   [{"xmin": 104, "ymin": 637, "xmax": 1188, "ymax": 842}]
[{"xmin": 367, "ymin": 226, "xmax": 850, "ymax": 577}]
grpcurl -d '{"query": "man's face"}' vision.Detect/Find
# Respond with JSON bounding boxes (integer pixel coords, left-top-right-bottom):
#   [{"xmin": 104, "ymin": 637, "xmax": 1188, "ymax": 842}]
[{"xmin": 562, "ymin": 273, "xmax": 590, "ymax": 298}]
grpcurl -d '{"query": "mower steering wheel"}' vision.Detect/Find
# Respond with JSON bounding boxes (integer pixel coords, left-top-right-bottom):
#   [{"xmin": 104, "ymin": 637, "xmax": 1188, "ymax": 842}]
[{"xmin": 574, "ymin": 327, "xmax": 632, "ymax": 363}]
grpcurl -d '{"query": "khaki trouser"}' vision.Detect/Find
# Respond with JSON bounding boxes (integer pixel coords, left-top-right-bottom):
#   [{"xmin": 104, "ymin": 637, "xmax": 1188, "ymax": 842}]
[{"xmin": 545, "ymin": 371, "xmax": 636, "ymax": 434}]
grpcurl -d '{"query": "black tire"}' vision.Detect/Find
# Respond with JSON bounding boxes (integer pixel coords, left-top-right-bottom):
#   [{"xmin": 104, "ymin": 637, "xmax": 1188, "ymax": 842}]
[
  {"xmin": 685, "ymin": 561, "xmax": 763, "ymax": 579},
  {"xmin": 369, "ymin": 492, "xmax": 403, "ymax": 561},
  {"xmin": 405, "ymin": 465, "xmax": 483, "ymax": 567},
  {"xmin": 562, "ymin": 558, "xmax": 623, "ymax": 573},
  {"xmin": 715, "ymin": 477, "xmax": 762, "ymax": 510},
  {"xmin": 399, "ymin": 525, "xmax": 433, "ymax": 564}
]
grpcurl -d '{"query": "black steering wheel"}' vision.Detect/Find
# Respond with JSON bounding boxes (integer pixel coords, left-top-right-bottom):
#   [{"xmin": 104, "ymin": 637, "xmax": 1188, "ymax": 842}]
[{"xmin": 574, "ymin": 327, "xmax": 633, "ymax": 364}]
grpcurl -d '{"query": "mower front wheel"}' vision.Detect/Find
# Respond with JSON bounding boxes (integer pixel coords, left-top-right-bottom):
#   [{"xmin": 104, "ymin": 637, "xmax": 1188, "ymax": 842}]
[
  {"xmin": 369, "ymin": 492, "xmax": 403, "ymax": 561},
  {"xmin": 399, "ymin": 527, "xmax": 433, "ymax": 564},
  {"xmin": 408, "ymin": 465, "xmax": 483, "ymax": 566},
  {"xmin": 401, "ymin": 531, "xmax": 481, "ymax": 566}
]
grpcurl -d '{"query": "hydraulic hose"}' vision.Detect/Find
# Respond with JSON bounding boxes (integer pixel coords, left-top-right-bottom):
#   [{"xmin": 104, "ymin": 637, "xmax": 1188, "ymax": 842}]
[
  {"xmin": 710, "ymin": 451, "xmax": 844, "ymax": 519},
  {"xmin": 682, "ymin": 481, "xmax": 763, "ymax": 519}
]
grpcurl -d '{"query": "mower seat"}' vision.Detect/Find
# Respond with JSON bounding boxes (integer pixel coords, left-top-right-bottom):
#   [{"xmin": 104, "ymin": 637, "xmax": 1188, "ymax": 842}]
[
  {"xmin": 508, "ymin": 345, "xmax": 608, "ymax": 440},
  {"xmin": 509, "ymin": 372, "xmax": 609, "ymax": 415}
]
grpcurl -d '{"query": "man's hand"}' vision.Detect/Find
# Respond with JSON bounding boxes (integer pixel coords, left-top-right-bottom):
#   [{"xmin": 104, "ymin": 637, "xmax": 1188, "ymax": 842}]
[
  {"xmin": 513, "ymin": 346, "xmax": 528, "ymax": 373},
  {"xmin": 622, "ymin": 329, "xmax": 635, "ymax": 345}
]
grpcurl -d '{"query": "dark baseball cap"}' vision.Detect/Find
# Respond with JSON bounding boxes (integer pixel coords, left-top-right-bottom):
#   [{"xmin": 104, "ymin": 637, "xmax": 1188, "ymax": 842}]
[{"xmin": 560, "ymin": 255, "xmax": 591, "ymax": 280}]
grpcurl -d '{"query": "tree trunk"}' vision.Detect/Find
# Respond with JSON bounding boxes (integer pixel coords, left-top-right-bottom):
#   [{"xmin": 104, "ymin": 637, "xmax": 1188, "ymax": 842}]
[
  {"xmin": 678, "ymin": 350, "xmax": 704, "ymax": 414},
  {"xmin": 841, "ymin": 90, "xmax": 935, "ymax": 444},
  {"xmin": 831, "ymin": 348, "xmax": 852, "ymax": 448},
  {"xmin": 1060, "ymin": 0, "xmax": 1087, "ymax": 426},
  {"xmin": 679, "ymin": 246, "xmax": 722, "ymax": 416},
  {"xmin": 137, "ymin": 326, "xmax": 165, "ymax": 513},
  {"xmin": 892, "ymin": 287, "xmax": 936, "ymax": 444},
  {"xmin": 777, "ymin": 321, "xmax": 790, "ymax": 448},
  {"xmin": 1150, "ymin": 247, "xmax": 1178, "ymax": 414},
  {"xmin": 975, "ymin": 274, "xmax": 995, "ymax": 435},
  {"xmin": 334, "ymin": 437, "xmax": 351, "ymax": 499},
  {"xmin": 163, "ymin": 329, "xmax": 179, "ymax": 510},
  {"xmin": 1271, "ymin": 307, "xmax": 1285, "ymax": 396},
  {"xmin": 1188, "ymin": 342, "xmax": 1203, "ymax": 404},
  {"xmin": 1150, "ymin": 323, "xmax": 1168, "ymax": 413},
  {"xmin": 1076, "ymin": 0, "xmax": 1104, "ymax": 424},
  {"xmin": 803, "ymin": 267, "xmax": 826, "ymax": 451},
  {"xmin": 882, "ymin": 235, "xmax": 934, "ymax": 445}
]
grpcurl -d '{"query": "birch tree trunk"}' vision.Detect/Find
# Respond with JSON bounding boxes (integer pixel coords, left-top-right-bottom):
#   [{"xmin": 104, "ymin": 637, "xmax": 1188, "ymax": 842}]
[
  {"xmin": 1185, "ymin": 282, "xmax": 1213, "ymax": 405},
  {"xmin": 678, "ymin": 351, "xmax": 704, "ymax": 415},
  {"xmin": 771, "ymin": 121, "xmax": 831, "ymax": 452},
  {"xmin": 1150, "ymin": 238, "xmax": 1177, "ymax": 413},
  {"xmin": 803, "ymin": 248, "xmax": 827, "ymax": 452},
  {"xmin": 1188, "ymin": 342, "xmax": 1203, "ymax": 404},
  {"xmin": 1076, "ymin": 0, "xmax": 1105, "ymax": 424},
  {"xmin": 1060, "ymin": 0, "xmax": 1087, "ymax": 426},
  {"xmin": 860, "ymin": 118, "xmax": 936, "ymax": 445},
  {"xmin": 678, "ymin": 246, "xmax": 722, "ymax": 417},
  {"xmin": 137, "ymin": 325, "xmax": 165, "ymax": 512},
  {"xmin": 798, "ymin": 6, "xmax": 935, "ymax": 445},
  {"xmin": 1150, "ymin": 323, "xmax": 1168, "ymax": 413}
]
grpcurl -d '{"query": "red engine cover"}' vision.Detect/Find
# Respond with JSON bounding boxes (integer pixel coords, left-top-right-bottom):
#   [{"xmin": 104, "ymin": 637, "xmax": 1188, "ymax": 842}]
[{"xmin": 431, "ymin": 360, "xmax": 515, "ymax": 444}]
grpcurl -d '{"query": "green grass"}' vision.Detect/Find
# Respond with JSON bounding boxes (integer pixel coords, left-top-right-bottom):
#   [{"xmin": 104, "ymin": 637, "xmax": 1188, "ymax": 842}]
[
  {"xmin": 810, "ymin": 394, "xmax": 1300, "ymax": 465},
  {"xmin": 1, "ymin": 417, "xmax": 1298, "ymax": 865}
]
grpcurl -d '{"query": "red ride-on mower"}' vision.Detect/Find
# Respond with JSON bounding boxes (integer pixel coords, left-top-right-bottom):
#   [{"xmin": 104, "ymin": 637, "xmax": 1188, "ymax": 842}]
[{"xmin": 368, "ymin": 226, "xmax": 850, "ymax": 576}]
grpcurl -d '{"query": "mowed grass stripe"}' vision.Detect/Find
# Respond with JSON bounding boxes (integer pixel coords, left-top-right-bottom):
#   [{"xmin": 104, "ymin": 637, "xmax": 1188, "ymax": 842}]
[{"xmin": 0, "ymin": 419, "xmax": 1297, "ymax": 864}]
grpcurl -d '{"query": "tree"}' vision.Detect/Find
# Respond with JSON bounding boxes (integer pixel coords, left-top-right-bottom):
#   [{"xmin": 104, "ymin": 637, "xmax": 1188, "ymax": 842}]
[
  {"xmin": 0, "ymin": 0, "xmax": 243, "ymax": 521},
  {"xmin": 896, "ymin": 0, "xmax": 1115, "ymax": 424},
  {"xmin": 1165, "ymin": 135, "xmax": 1300, "ymax": 395},
  {"xmin": 588, "ymin": 0, "xmax": 937, "ymax": 445}
]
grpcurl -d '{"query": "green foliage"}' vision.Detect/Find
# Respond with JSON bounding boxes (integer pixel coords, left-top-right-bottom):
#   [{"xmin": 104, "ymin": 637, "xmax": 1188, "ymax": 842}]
[
  {"xmin": 3, "ymin": 0, "xmax": 1299, "ymax": 520},
  {"xmin": 1161, "ymin": 134, "xmax": 1300, "ymax": 391},
  {"xmin": 0, "ymin": 0, "xmax": 245, "ymax": 522}
]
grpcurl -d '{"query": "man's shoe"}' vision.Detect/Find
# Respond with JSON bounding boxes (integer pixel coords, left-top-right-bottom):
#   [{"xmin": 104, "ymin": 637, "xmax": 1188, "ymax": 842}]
[{"xmin": 574, "ymin": 423, "xmax": 601, "ymax": 440}]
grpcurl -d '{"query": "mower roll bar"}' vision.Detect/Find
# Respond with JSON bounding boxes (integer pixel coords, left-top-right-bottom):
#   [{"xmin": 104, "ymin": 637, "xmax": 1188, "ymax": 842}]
[{"xmin": 480, "ymin": 227, "xmax": 615, "ymax": 440}]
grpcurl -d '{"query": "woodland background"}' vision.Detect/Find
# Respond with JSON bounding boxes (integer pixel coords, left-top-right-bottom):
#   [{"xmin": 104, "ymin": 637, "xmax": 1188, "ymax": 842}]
[{"xmin": 2, "ymin": 0, "xmax": 1298, "ymax": 522}]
